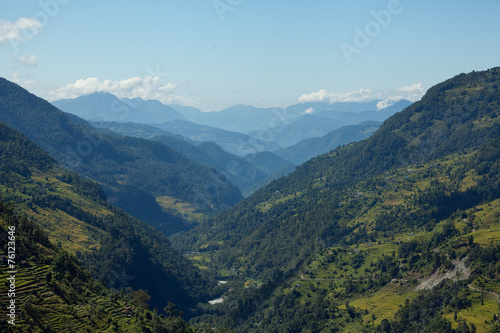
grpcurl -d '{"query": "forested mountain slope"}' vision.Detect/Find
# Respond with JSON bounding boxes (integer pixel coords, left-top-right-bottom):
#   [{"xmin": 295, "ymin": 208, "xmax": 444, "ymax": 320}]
[
  {"xmin": 0, "ymin": 198, "xmax": 193, "ymax": 332},
  {"xmin": 0, "ymin": 79, "xmax": 243, "ymax": 232},
  {"xmin": 174, "ymin": 68, "xmax": 500, "ymax": 332},
  {"xmin": 0, "ymin": 121, "xmax": 214, "ymax": 315},
  {"xmin": 177, "ymin": 67, "xmax": 500, "ymax": 277}
]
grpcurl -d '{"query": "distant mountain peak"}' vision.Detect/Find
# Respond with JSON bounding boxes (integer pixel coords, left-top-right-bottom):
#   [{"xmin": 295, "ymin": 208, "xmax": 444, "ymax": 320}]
[
  {"xmin": 82, "ymin": 91, "xmax": 118, "ymax": 98},
  {"xmin": 53, "ymin": 91, "xmax": 184, "ymax": 123}
]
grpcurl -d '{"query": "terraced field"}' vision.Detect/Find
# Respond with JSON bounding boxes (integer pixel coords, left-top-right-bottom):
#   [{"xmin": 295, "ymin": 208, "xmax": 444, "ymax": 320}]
[{"xmin": 0, "ymin": 250, "xmax": 147, "ymax": 331}]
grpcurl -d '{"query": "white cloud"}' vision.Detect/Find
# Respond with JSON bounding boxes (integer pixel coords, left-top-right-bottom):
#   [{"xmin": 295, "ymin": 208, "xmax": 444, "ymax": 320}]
[
  {"xmin": 49, "ymin": 76, "xmax": 191, "ymax": 104},
  {"xmin": 0, "ymin": 18, "xmax": 42, "ymax": 45},
  {"xmin": 376, "ymin": 99, "xmax": 397, "ymax": 110},
  {"xmin": 299, "ymin": 83, "xmax": 426, "ymax": 109},
  {"xmin": 303, "ymin": 107, "xmax": 314, "ymax": 115},
  {"xmin": 17, "ymin": 54, "xmax": 38, "ymax": 67}
]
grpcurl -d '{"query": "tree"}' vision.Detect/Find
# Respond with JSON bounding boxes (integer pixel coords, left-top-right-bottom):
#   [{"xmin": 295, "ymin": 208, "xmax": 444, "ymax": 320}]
[{"xmin": 130, "ymin": 289, "xmax": 151, "ymax": 309}]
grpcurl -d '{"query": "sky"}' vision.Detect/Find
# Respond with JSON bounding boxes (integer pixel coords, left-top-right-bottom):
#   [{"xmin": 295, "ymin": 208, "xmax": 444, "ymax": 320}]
[{"xmin": 0, "ymin": 0, "xmax": 499, "ymax": 111}]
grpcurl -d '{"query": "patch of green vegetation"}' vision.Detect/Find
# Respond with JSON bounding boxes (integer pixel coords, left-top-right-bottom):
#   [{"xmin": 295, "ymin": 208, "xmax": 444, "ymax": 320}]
[
  {"xmin": 444, "ymin": 296, "xmax": 498, "ymax": 333},
  {"xmin": 256, "ymin": 192, "xmax": 302, "ymax": 213},
  {"xmin": 156, "ymin": 195, "xmax": 208, "ymax": 223}
]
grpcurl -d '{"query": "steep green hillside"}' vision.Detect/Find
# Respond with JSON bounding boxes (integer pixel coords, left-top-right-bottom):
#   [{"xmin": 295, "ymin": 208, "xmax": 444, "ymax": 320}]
[
  {"xmin": 208, "ymin": 147, "xmax": 500, "ymax": 332},
  {"xmin": 0, "ymin": 121, "xmax": 213, "ymax": 315},
  {"xmin": 176, "ymin": 68, "xmax": 499, "ymax": 275},
  {"xmin": 0, "ymin": 199, "xmax": 194, "ymax": 332},
  {"xmin": 174, "ymin": 68, "xmax": 500, "ymax": 332},
  {"xmin": 0, "ymin": 78, "xmax": 243, "ymax": 231}
]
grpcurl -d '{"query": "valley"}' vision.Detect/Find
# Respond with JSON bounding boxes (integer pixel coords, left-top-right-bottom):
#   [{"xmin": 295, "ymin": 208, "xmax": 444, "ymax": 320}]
[{"xmin": 0, "ymin": 67, "xmax": 499, "ymax": 332}]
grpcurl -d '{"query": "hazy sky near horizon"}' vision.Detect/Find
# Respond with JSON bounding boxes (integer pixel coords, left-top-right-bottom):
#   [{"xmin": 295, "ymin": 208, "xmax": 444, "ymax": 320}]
[{"xmin": 1, "ymin": 0, "xmax": 499, "ymax": 111}]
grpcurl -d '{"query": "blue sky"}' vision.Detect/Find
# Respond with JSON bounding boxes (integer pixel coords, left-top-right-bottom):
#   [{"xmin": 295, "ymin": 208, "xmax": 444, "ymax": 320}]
[{"xmin": 1, "ymin": 0, "xmax": 499, "ymax": 111}]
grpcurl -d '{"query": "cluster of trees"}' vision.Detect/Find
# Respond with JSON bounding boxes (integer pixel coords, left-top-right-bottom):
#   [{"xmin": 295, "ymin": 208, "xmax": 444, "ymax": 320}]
[
  {"xmin": 377, "ymin": 280, "xmax": 475, "ymax": 333},
  {"xmin": 78, "ymin": 205, "xmax": 215, "ymax": 312},
  {"xmin": 466, "ymin": 244, "xmax": 500, "ymax": 287},
  {"xmin": 56, "ymin": 172, "xmax": 107, "ymax": 201},
  {"xmin": 0, "ymin": 198, "xmax": 52, "ymax": 257}
]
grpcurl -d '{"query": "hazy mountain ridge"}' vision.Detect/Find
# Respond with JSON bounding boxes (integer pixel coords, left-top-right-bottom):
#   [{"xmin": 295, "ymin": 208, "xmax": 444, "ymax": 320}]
[
  {"xmin": 155, "ymin": 119, "xmax": 281, "ymax": 155},
  {"xmin": 52, "ymin": 92, "xmax": 185, "ymax": 124},
  {"xmin": 89, "ymin": 121, "xmax": 290, "ymax": 197},
  {"xmin": 0, "ymin": 78, "xmax": 243, "ymax": 233},
  {"xmin": 247, "ymin": 100, "xmax": 411, "ymax": 147},
  {"xmin": 170, "ymin": 100, "xmax": 403, "ymax": 135},
  {"xmin": 274, "ymin": 121, "xmax": 382, "ymax": 165},
  {"xmin": 244, "ymin": 151, "xmax": 295, "ymax": 178},
  {"xmin": 53, "ymin": 94, "xmax": 411, "ymax": 151},
  {"xmin": 176, "ymin": 104, "xmax": 285, "ymax": 134}
]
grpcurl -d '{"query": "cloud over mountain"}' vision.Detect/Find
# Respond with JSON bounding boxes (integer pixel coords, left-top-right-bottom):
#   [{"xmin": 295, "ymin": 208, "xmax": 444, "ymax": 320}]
[
  {"xmin": 299, "ymin": 83, "xmax": 426, "ymax": 109},
  {"xmin": 49, "ymin": 76, "xmax": 192, "ymax": 104}
]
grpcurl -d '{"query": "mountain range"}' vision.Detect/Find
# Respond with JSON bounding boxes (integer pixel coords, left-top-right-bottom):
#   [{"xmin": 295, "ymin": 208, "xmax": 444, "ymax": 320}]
[
  {"xmin": 154, "ymin": 119, "xmax": 281, "ymax": 156},
  {"xmin": 0, "ymin": 67, "xmax": 499, "ymax": 332},
  {"xmin": 53, "ymin": 93, "xmax": 411, "ymax": 150},
  {"xmin": 52, "ymin": 92, "xmax": 185, "ymax": 124},
  {"xmin": 173, "ymin": 67, "xmax": 500, "ymax": 332},
  {"xmin": 274, "ymin": 120, "xmax": 382, "ymax": 165},
  {"xmin": 90, "ymin": 121, "xmax": 290, "ymax": 196},
  {"xmin": 248, "ymin": 100, "xmax": 412, "ymax": 147},
  {"xmin": 0, "ymin": 79, "xmax": 242, "ymax": 233}
]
